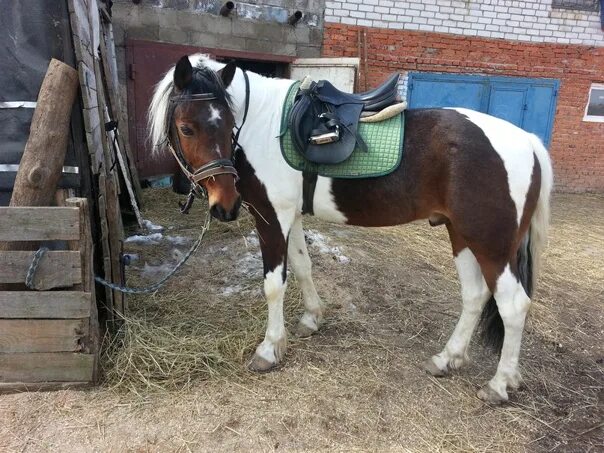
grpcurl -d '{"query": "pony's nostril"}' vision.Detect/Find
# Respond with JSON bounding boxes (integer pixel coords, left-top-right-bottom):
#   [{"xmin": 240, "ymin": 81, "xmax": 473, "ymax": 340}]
[
  {"xmin": 210, "ymin": 203, "xmax": 239, "ymax": 222},
  {"xmin": 210, "ymin": 204, "xmax": 224, "ymax": 220}
]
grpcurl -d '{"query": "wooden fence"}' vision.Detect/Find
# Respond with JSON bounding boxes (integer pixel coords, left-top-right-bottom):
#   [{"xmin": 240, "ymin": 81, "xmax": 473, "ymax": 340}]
[{"xmin": 0, "ymin": 198, "xmax": 99, "ymax": 392}]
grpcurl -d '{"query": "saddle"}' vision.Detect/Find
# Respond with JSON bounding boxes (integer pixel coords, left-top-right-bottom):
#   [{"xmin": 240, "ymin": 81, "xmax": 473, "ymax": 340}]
[{"xmin": 288, "ymin": 73, "xmax": 400, "ymax": 165}]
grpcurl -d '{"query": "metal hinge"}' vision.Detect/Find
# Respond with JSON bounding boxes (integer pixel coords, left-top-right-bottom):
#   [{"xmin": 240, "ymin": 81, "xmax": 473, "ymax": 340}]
[{"xmin": 128, "ymin": 63, "xmax": 136, "ymax": 80}]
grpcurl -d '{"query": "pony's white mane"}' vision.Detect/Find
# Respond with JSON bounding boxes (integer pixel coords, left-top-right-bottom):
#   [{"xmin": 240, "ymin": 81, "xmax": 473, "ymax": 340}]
[{"xmin": 147, "ymin": 54, "xmax": 225, "ymax": 155}]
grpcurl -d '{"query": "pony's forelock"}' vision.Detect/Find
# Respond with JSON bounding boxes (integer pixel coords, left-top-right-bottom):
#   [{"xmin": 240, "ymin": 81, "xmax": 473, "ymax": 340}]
[{"xmin": 147, "ymin": 54, "xmax": 224, "ymax": 156}]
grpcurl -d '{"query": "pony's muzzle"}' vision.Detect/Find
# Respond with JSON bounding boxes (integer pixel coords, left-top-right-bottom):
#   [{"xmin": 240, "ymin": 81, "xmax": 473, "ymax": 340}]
[{"xmin": 210, "ymin": 195, "xmax": 241, "ymax": 222}]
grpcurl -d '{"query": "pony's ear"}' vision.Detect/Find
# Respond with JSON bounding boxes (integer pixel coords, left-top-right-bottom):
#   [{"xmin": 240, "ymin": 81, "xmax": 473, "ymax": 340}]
[
  {"xmin": 219, "ymin": 62, "xmax": 237, "ymax": 88},
  {"xmin": 174, "ymin": 56, "xmax": 193, "ymax": 90}
]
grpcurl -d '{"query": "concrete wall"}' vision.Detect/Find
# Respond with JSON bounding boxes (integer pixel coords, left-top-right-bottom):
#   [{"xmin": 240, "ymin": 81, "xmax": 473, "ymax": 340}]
[
  {"xmin": 325, "ymin": 0, "xmax": 604, "ymax": 46},
  {"xmin": 112, "ymin": 0, "xmax": 325, "ymax": 57}
]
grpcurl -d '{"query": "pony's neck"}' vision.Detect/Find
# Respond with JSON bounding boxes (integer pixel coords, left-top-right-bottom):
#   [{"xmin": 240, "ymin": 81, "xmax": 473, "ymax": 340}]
[{"xmin": 227, "ymin": 69, "xmax": 295, "ymax": 146}]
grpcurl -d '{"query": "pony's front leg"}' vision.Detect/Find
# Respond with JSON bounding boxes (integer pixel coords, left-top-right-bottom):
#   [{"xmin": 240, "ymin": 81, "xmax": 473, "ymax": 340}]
[
  {"xmin": 248, "ymin": 212, "xmax": 294, "ymax": 372},
  {"xmin": 288, "ymin": 216, "xmax": 323, "ymax": 337}
]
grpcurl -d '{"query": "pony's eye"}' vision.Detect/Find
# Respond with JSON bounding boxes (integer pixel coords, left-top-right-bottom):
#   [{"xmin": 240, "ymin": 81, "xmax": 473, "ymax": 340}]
[{"xmin": 180, "ymin": 126, "xmax": 194, "ymax": 136}]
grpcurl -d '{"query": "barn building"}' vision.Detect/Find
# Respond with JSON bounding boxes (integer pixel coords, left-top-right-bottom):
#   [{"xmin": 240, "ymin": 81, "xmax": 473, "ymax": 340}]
[{"xmin": 111, "ymin": 0, "xmax": 604, "ymax": 192}]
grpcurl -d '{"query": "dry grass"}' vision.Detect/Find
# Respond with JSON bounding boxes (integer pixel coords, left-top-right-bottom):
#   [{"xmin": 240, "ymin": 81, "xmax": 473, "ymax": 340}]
[{"xmin": 0, "ymin": 189, "xmax": 602, "ymax": 452}]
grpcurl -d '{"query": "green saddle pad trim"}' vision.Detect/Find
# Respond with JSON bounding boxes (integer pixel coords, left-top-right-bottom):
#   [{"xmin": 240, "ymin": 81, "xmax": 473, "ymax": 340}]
[{"xmin": 279, "ymin": 81, "xmax": 405, "ymax": 179}]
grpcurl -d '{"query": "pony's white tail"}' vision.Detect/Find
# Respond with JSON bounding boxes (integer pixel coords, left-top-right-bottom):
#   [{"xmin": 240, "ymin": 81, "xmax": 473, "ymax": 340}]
[{"xmin": 527, "ymin": 133, "xmax": 553, "ymax": 291}]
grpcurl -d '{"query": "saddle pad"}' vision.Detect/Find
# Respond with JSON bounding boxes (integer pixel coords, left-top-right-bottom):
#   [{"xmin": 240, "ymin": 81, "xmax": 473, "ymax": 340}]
[{"xmin": 279, "ymin": 82, "xmax": 404, "ymax": 179}]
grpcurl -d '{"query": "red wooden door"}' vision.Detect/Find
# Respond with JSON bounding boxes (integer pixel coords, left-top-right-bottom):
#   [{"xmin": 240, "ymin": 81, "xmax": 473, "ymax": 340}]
[{"xmin": 125, "ymin": 40, "xmax": 292, "ymax": 179}]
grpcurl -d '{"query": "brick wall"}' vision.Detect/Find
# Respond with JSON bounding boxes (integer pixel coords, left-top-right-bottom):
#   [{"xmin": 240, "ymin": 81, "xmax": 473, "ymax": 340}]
[
  {"xmin": 323, "ymin": 23, "xmax": 604, "ymax": 192},
  {"xmin": 325, "ymin": 0, "xmax": 603, "ymax": 47}
]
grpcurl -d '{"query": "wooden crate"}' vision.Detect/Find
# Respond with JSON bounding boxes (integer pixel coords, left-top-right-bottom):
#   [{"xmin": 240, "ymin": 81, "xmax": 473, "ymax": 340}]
[{"xmin": 0, "ymin": 198, "xmax": 100, "ymax": 392}]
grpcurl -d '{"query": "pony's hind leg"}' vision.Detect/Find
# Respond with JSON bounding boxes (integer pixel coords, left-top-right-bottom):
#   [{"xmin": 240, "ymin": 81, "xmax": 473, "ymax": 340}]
[
  {"xmin": 425, "ymin": 227, "xmax": 491, "ymax": 376},
  {"xmin": 478, "ymin": 264, "xmax": 531, "ymax": 403},
  {"xmin": 288, "ymin": 216, "xmax": 323, "ymax": 337}
]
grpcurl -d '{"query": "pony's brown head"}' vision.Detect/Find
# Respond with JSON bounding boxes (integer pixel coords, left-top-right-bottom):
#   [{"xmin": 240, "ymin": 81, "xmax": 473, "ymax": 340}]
[{"xmin": 169, "ymin": 56, "xmax": 241, "ymax": 222}]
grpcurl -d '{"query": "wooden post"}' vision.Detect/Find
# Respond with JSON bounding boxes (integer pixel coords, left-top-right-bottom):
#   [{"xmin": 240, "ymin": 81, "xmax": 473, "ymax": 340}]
[
  {"xmin": 9, "ymin": 59, "xmax": 78, "ymax": 208},
  {"xmin": 66, "ymin": 198, "xmax": 100, "ymax": 383},
  {"xmin": 0, "ymin": 58, "xmax": 78, "ymax": 285}
]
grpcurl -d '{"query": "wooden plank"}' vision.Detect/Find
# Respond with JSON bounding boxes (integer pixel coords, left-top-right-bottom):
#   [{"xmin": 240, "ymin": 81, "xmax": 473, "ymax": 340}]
[
  {"xmin": 0, "ymin": 381, "xmax": 91, "ymax": 394},
  {"xmin": 99, "ymin": 17, "xmax": 144, "ymax": 206},
  {"xmin": 66, "ymin": 198, "xmax": 100, "ymax": 381},
  {"xmin": 78, "ymin": 62, "xmax": 103, "ymax": 173},
  {"xmin": 103, "ymin": 104, "xmax": 143, "ymax": 228},
  {"xmin": 0, "ymin": 251, "xmax": 81, "ymax": 289},
  {"xmin": 69, "ymin": 0, "xmax": 104, "ymax": 174},
  {"xmin": 0, "ymin": 292, "xmax": 90, "ymax": 318},
  {"xmin": 0, "ymin": 207, "xmax": 79, "ymax": 241},
  {"xmin": 0, "ymin": 320, "xmax": 88, "ymax": 353},
  {"xmin": 105, "ymin": 174, "xmax": 125, "ymax": 317},
  {"xmin": 69, "ymin": 0, "xmax": 92, "ymax": 50},
  {"xmin": 0, "ymin": 353, "xmax": 94, "ymax": 382},
  {"xmin": 95, "ymin": 44, "xmax": 125, "ymax": 319},
  {"xmin": 97, "ymin": 177, "xmax": 114, "ymax": 316}
]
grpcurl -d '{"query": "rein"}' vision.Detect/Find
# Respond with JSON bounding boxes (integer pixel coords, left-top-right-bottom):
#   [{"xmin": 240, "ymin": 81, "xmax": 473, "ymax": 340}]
[{"xmin": 167, "ymin": 70, "xmax": 250, "ymax": 212}]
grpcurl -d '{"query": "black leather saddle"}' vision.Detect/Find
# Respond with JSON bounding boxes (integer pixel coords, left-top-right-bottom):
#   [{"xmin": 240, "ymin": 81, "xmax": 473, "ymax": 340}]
[{"xmin": 288, "ymin": 73, "xmax": 400, "ymax": 165}]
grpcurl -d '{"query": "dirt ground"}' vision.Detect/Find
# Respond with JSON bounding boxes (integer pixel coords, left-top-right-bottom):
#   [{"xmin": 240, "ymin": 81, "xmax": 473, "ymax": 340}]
[{"xmin": 1, "ymin": 190, "xmax": 602, "ymax": 453}]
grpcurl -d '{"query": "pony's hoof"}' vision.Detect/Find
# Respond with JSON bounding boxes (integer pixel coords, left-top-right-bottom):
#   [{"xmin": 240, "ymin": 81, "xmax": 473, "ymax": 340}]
[
  {"xmin": 423, "ymin": 359, "xmax": 446, "ymax": 377},
  {"xmin": 477, "ymin": 384, "xmax": 508, "ymax": 405},
  {"xmin": 294, "ymin": 311, "xmax": 322, "ymax": 338},
  {"xmin": 248, "ymin": 354, "xmax": 277, "ymax": 373},
  {"xmin": 294, "ymin": 321, "xmax": 317, "ymax": 338}
]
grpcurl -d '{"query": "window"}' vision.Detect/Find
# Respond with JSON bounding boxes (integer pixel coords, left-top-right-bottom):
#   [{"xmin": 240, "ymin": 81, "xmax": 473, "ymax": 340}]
[
  {"xmin": 583, "ymin": 84, "xmax": 604, "ymax": 123},
  {"xmin": 551, "ymin": 0, "xmax": 600, "ymax": 12}
]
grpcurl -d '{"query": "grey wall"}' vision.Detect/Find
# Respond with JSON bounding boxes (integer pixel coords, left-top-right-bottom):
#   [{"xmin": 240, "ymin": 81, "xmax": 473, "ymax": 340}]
[
  {"xmin": 111, "ymin": 0, "xmax": 325, "ymax": 78},
  {"xmin": 112, "ymin": 0, "xmax": 325, "ymax": 57}
]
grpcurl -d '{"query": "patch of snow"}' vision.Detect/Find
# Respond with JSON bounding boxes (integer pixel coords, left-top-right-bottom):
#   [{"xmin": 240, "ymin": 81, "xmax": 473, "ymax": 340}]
[
  {"xmin": 142, "ymin": 219, "xmax": 164, "ymax": 233},
  {"xmin": 141, "ymin": 262, "xmax": 176, "ymax": 278},
  {"xmin": 337, "ymin": 255, "xmax": 351, "ymax": 264},
  {"xmin": 305, "ymin": 230, "xmax": 350, "ymax": 264},
  {"xmin": 220, "ymin": 285, "xmax": 244, "ymax": 296},
  {"xmin": 165, "ymin": 235, "xmax": 190, "ymax": 245},
  {"xmin": 237, "ymin": 251, "xmax": 263, "ymax": 278},
  {"xmin": 124, "ymin": 231, "xmax": 192, "ymax": 247},
  {"xmin": 125, "ymin": 233, "xmax": 163, "ymax": 244},
  {"xmin": 244, "ymin": 231, "xmax": 259, "ymax": 248}
]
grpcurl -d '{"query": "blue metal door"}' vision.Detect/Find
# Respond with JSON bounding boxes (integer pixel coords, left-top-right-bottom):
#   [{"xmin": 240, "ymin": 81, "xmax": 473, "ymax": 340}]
[
  {"xmin": 488, "ymin": 83, "xmax": 527, "ymax": 127},
  {"xmin": 407, "ymin": 73, "xmax": 559, "ymax": 145}
]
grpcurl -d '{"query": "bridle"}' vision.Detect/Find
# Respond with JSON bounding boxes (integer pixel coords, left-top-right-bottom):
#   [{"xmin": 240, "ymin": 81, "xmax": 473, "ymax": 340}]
[{"xmin": 166, "ymin": 69, "xmax": 250, "ymax": 211}]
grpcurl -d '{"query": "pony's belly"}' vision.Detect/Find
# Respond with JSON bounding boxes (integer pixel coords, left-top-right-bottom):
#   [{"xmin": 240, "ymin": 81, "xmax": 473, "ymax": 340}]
[
  {"xmin": 312, "ymin": 176, "xmax": 348, "ymax": 224},
  {"xmin": 312, "ymin": 176, "xmax": 420, "ymax": 227}
]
